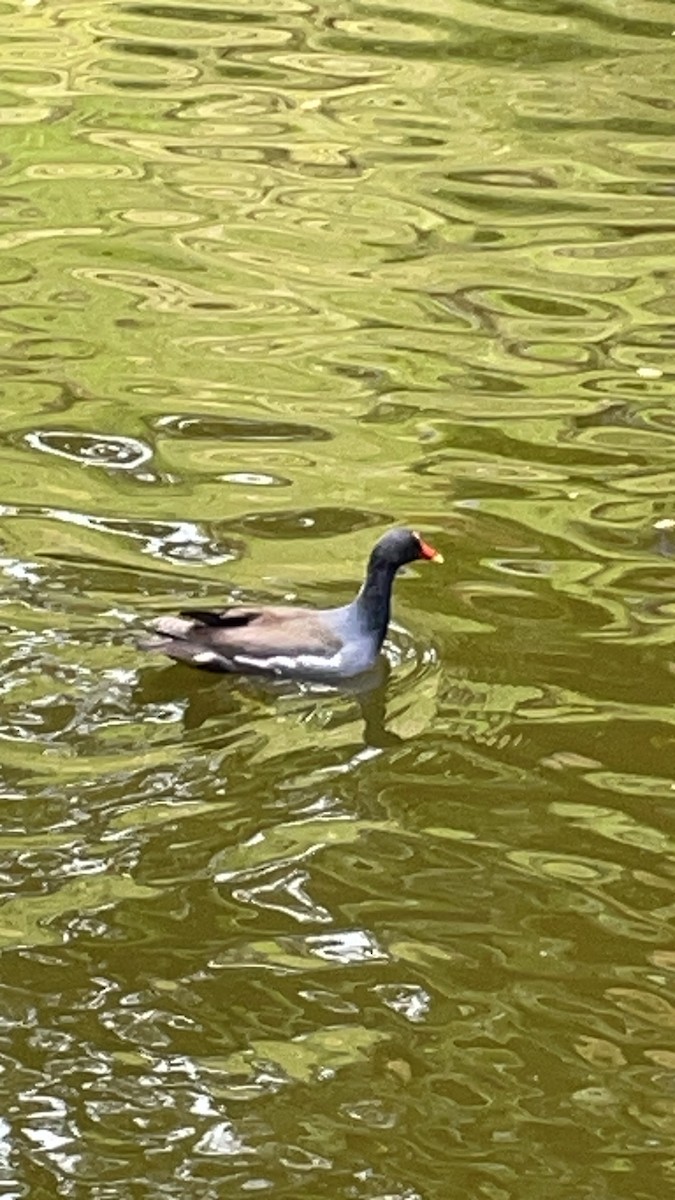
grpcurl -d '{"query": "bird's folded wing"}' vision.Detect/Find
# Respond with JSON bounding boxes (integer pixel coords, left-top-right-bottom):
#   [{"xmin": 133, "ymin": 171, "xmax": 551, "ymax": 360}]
[{"xmin": 153, "ymin": 606, "xmax": 342, "ymax": 662}]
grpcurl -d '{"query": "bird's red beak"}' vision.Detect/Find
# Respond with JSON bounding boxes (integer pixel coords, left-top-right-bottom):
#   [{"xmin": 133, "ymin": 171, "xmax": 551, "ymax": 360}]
[{"xmin": 417, "ymin": 537, "xmax": 443, "ymax": 563}]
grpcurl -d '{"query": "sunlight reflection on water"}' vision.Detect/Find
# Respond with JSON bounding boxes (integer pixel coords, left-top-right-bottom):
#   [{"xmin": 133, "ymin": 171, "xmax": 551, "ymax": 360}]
[{"xmin": 1, "ymin": 0, "xmax": 675, "ymax": 1196}]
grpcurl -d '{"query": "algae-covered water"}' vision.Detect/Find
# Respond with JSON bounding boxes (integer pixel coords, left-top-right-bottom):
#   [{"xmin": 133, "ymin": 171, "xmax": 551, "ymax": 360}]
[{"xmin": 1, "ymin": 2, "xmax": 675, "ymax": 1196}]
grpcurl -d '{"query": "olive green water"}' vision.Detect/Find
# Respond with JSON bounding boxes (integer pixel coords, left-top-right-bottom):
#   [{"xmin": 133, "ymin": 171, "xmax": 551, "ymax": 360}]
[{"xmin": 1, "ymin": 0, "xmax": 675, "ymax": 1196}]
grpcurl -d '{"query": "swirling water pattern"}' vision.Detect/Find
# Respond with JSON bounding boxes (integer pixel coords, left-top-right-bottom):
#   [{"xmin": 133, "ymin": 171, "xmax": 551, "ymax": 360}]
[{"xmin": 1, "ymin": 0, "xmax": 675, "ymax": 1196}]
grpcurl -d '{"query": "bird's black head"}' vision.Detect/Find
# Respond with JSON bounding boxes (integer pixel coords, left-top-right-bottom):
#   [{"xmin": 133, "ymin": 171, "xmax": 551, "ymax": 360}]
[{"xmin": 369, "ymin": 527, "xmax": 443, "ymax": 572}]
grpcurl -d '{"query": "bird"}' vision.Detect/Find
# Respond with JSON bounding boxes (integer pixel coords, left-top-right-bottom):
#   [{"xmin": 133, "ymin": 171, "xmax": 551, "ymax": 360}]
[{"xmin": 142, "ymin": 527, "xmax": 443, "ymax": 681}]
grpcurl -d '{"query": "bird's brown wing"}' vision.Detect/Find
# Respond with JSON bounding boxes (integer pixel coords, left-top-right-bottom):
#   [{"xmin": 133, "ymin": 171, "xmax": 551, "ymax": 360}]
[{"xmin": 148, "ymin": 604, "xmax": 342, "ymax": 670}]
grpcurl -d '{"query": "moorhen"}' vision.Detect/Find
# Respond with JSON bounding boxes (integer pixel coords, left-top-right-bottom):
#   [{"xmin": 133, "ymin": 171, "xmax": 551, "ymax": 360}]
[{"xmin": 143, "ymin": 527, "xmax": 443, "ymax": 681}]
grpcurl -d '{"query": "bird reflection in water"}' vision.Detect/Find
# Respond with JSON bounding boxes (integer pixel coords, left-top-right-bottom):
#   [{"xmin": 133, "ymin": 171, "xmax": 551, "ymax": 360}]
[{"xmin": 135, "ymin": 652, "xmax": 402, "ymax": 752}]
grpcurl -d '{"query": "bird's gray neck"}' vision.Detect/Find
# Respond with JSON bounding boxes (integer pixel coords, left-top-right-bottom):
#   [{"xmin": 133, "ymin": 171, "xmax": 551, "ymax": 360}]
[{"xmin": 355, "ymin": 558, "xmax": 396, "ymax": 647}]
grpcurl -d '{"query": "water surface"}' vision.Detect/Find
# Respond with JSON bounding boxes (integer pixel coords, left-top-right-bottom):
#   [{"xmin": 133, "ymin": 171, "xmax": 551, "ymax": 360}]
[{"xmin": 1, "ymin": 1, "xmax": 675, "ymax": 1196}]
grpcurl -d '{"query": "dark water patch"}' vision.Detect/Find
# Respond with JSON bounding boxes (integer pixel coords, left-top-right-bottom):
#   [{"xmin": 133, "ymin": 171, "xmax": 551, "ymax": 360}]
[
  {"xmin": 154, "ymin": 413, "xmax": 333, "ymax": 442},
  {"xmin": 226, "ymin": 506, "xmax": 391, "ymax": 539},
  {"xmin": 105, "ymin": 42, "xmax": 202, "ymax": 68}
]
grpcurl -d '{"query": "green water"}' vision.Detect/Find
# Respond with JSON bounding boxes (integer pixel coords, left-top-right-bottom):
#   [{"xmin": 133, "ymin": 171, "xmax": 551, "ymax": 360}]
[{"xmin": 1, "ymin": 0, "xmax": 675, "ymax": 1195}]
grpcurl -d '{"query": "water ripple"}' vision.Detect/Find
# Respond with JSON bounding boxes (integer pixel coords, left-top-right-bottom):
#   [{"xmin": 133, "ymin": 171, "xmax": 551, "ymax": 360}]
[{"xmin": 3, "ymin": 0, "xmax": 675, "ymax": 1196}]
